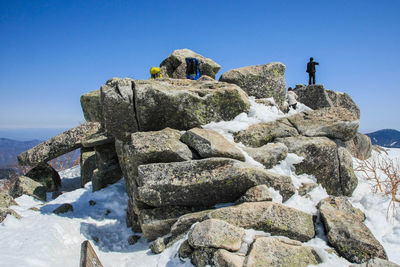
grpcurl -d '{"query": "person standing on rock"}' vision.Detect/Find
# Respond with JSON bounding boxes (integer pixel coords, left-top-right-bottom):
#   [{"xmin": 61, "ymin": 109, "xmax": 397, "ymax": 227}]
[
  {"xmin": 286, "ymin": 87, "xmax": 298, "ymax": 110},
  {"xmin": 306, "ymin": 57, "xmax": 319, "ymax": 85}
]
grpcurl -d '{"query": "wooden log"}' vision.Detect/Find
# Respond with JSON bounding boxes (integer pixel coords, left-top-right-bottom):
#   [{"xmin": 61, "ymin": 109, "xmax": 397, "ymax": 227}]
[{"xmin": 79, "ymin": 240, "xmax": 103, "ymax": 267}]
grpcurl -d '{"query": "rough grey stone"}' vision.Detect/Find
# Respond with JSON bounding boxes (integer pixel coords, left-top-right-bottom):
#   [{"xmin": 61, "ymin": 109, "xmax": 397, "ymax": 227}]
[
  {"xmin": 25, "ymin": 163, "xmax": 61, "ymax": 192},
  {"xmin": 91, "ymin": 164, "xmax": 122, "ymax": 192},
  {"xmin": 277, "ymin": 136, "xmax": 356, "ymax": 196},
  {"xmin": 341, "ymin": 133, "xmax": 372, "ymax": 160},
  {"xmin": 17, "ymin": 122, "xmax": 101, "ymax": 166},
  {"xmin": 179, "ymin": 240, "xmax": 194, "ymax": 259},
  {"xmin": 244, "ymin": 237, "xmax": 322, "ymax": 267},
  {"xmin": 138, "ymin": 206, "xmax": 199, "ymax": 241},
  {"xmin": 53, "ymin": 203, "xmax": 74, "ymax": 214},
  {"xmin": 134, "ymin": 78, "xmax": 250, "ymax": 131},
  {"xmin": 100, "ymin": 77, "xmax": 138, "ymax": 140},
  {"xmin": 181, "ymin": 128, "xmax": 244, "ymax": 161},
  {"xmin": 213, "ymin": 249, "xmax": 245, "ymax": 267},
  {"xmin": 136, "ymin": 158, "xmax": 295, "ymax": 207},
  {"xmin": 9, "ymin": 175, "xmax": 47, "ymax": 201},
  {"xmin": 0, "ymin": 208, "xmax": 21, "ymax": 223},
  {"xmin": 298, "ymin": 183, "xmax": 318, "ymax": 197},
  {"xmin": 191, "ymin": 247, "xmax": 217, "ymax": 267},
  {"xmin": 337, "ymin": 147, "xmax": 358, "ymax": 196},
  {"xmin": 150, "ymin": 237, "xmax": 166, "ymax": 254},
  {"xmin": 160, "ymin": 48, "xmax": 221, "ymax": 79},
  {"xmin": 318, "ymin": 196, "xmax": 387, "ymax": 263},
  {"xmin": 235, "ymin": 184, "xmax": 272, "ymax": 204},
  {"xmin": 81, "ymin": 131, "xmax": 114, "ymax": 148},
  {"xmin": 287, "ymin": 107, "xmax": 359, "ymax": 141},
  {"xmin": 0, "ymin": 191, "xmax": 17, "ymax": 208},
  {"xmin": 234, "ymin": 118, "xmax": 298, "ymax": 147},
  {"xmin": 172, "ymin": 202, "xmax": 315, "ymax": 243},
  {"xmin": 188, "ymin": 219, "xmax": 245, "ymax": 251},
  {"xmin": 118, "ymin": 128, "xmax": 192, "ymax": 193},
  {"xmin": 219, "ymin": 63, "xmax": 286, "ymax": 105},
  {"xmin": 243, "ymin": 142, "xmax": 288, "ymax": 169},
  {"xmin": 326, "ymin": 89, "xmax": 360, "ymax": 119},
  {"xmin": 80, "ymin": 89, "xmax": 103, "ymax": 123},
  {"xmin": 80, "ymin": 148, "xmax": 96, "ymax": 187},
  {"xmin": 91, "ymin": 142, "xmax": 122, "ymax": 191},
  {"xmin": 294, "ymin": 84, "xmax": 360, "ymax": 119}
]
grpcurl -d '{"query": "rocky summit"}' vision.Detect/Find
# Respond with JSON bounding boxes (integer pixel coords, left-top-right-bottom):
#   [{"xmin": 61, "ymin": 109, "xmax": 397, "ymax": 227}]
[{"xmin": 11, "ymin": 48, "xmax": 385, "ymax": 266}]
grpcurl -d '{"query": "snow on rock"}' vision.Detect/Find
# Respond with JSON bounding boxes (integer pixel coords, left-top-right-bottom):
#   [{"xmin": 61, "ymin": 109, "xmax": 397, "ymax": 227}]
[{"xmin": 1, "ymin": 98, "xmax": 399, "ymax": 266}]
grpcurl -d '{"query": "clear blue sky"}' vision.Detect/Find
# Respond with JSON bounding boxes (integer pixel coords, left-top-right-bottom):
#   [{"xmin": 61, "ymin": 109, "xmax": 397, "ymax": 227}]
[{"xmin": 1, "ymin": 0, "xmax": 399, "ymax": 137}]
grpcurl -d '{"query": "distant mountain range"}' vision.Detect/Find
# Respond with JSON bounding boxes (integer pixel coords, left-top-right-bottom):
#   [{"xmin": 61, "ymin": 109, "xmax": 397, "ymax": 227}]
[
  {"xmin": 0, "ymin": 138, "xmax": 42, "ymax": 168},
  {"xmin": 366, "ymin": 129, "xmax": 400, "ymax": 148}
]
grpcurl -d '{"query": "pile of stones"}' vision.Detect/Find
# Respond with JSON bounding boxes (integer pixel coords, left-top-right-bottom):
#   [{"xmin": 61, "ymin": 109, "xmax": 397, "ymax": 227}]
[{"xmin": 7, "ymin": 48, "xmax": 395, "ymax": 266}]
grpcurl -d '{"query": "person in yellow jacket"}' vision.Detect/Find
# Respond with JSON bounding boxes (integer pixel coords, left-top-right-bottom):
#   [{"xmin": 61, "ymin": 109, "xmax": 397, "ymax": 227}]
[{"xmin": 150, "ymin": 67, "xmax": 163, "ymax": 79}]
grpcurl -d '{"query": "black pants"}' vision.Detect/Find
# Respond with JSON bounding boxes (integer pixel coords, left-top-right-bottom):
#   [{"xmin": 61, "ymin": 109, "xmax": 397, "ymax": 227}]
[
  {"xmin": 289, "ymin": 103, "xmax": 297, "ymax": 110},
  {"xmin": 308, "ymin": 73, "xmax": 315, "ymax": 85}
]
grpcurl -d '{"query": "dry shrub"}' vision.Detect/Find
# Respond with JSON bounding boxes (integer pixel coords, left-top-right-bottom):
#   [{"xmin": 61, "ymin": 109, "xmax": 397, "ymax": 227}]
[
  {"xmin": 48, "ymin": 149, "xmax": 80, "ymax": 172},
  {"xmin": 355, "ymin": 155, "xmax": 400, "ymax": 217}
]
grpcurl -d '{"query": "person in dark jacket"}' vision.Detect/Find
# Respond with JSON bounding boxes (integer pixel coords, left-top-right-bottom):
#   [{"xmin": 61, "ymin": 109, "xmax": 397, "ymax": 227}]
[{"xmin": 306, "ymin": 57, "xmax": 319, "ymax": 85}]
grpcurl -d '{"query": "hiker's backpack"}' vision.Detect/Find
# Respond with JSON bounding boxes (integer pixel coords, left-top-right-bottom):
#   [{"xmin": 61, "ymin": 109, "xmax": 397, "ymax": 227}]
[{"xmin": 185, "ymin": 57, "xmax": 201, "ymax": 80}]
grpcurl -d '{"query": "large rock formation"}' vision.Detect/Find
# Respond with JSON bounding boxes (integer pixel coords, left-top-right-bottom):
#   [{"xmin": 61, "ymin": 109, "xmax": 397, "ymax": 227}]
[
  {"xmin": 219, "ymin": 63, "xmax": 286, "ymax": 104},
  {"xmin": 287, "ymin": 107, "xmax": 359, "ymax": 141},
  {"xmin": 294, "ymin": 84, "xmax": 360, "ymax": 119},
  {"xmin": 15, "ymin": 49, "xmax": 383, "ymax": 266},
  {"xmin": 136, "ymin": 158, "xmax": 295, "ymax": 207},
  {"xmin": 318, "ymin": 196, "xmax": 387, "ymax": 263},
  {"xmin": 134, "ymin": 79, "xmax": 250, "ymax": 131},
  {"xmin": 277, "ymin": 136, "xmax": 357, "ymax": 196},
  {"xmin": 160, "ymin": 49, "xmax": 221, "ymax": 79},
  {"xmin": 180, "ymin": 128, "xmax": 245, "ymax": 161}
]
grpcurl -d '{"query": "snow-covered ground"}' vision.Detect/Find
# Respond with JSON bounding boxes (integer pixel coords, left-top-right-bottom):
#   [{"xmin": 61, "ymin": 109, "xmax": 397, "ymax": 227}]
[{"xmin": 1, "ymin": 98, "xmax": 399, "ymax": 267}]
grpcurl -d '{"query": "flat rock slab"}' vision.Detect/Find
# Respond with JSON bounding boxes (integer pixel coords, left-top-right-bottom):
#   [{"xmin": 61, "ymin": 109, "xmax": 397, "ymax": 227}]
[
  {"xmin": 160, "ymin": 48, "xmax": 221, "ymax": 79},
  {"xmin": 219, "ymin": 62, "xmax": 286, "ymax": 104},
  {"xmin": 116, "ymin": 128, "xmax": 192, "ymax": 196},
  {"xmin": 235, "ymin": 184, "xmax": 273, "ymax": 204},
  {"xmin": 318, "ymin": 196, "xmax": 387, "ymax": 263},
  {"xmin": 287, "ymin": 107, "xmax": 359, "ymax": 141},
  {"xmin": 234, "ymin": 118, "xmax": 298, "ymax": 147},
  {"xmin": 181, "ymin": 127, "xmax": 244, "ymax": 161},
  {"xmin": 171, "ymin": 201, "xmax": 315, "ymax": 243},
  {"xmin": 134, "ymin": 78, "xmax": 250, "ymax": 131},
  {"xmin": 18, "ymin": 122, "xmax": 101, "ymax": 166},
  {"xmin": 136, "ymin": 158, "xmax": 295, "ymax": 207},
  {"xmin": 243, "ymin": 142, "xmax": 288, "ymax": 169},
  {"xmin": 244, "ymin": 237, "xmax": 322, "ymax": 267},
  {"xmin": 188, "ymin": 219, "xmax": 245, "ymax": 251}
]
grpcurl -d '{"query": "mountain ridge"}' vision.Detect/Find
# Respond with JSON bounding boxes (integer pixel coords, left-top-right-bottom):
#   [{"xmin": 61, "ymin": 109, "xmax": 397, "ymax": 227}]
[{"xmin": 366, "ymin": 129, "xmax": 400, "ymax": 148}]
